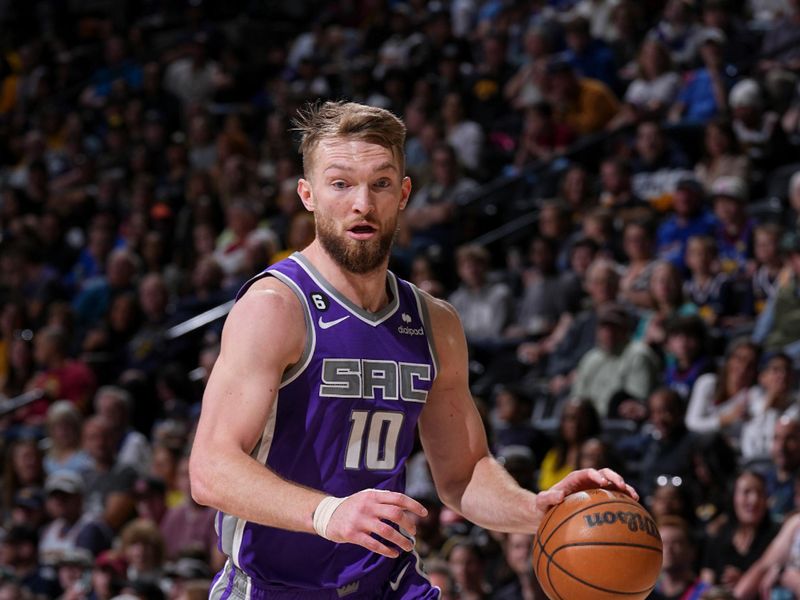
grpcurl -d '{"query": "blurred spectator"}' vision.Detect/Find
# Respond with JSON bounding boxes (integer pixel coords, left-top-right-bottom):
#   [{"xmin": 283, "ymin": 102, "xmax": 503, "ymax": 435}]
[
  {"xmin": 80, "ymin": 416, "xmax": 137, "ymax": 531},
  {"xmin": 762, "ymin": 416, "xmax": 800, "ymax": 521},
  {"xmin": 163, "ymin": 34, "xmax": 231, "ymax": 110},
  {"xmin": 656, "ymin": 175, "xmax": 717, "ymax": 268},
  {"xmin": 700, "ymin": 470, "xmax": 778, "ymax": 589},
  {"xmin": 562, "ymin": 16, "xmax": 619, "ymax": 91},
  {"xmin": 133, "ymin": 476, "xmax": 167, "ymax": 526},
  {"xmin": 449, "ymin": 244, "xmax": 514, "ymax": 349},
  {"xmin": 441, "ymin": 92, "xmax": 484, "ymax": 173},
  {"xmin": 648, "ymin": 0, "xmax": 703, "ymax": 68},
  {"xmin": 43, "ymin": 400, "xmax": 93, "ymax": 478},
  {"xmin": 610, "ymin": 38, "xmax": 681, "ymax": 129},
  {"xmin": 757, "ymin": 0, "xmax": 800, "ymax": 74},
  {"xmin": 620, "ymin": 388, "xmax": 697, "ymax": 498},
  {"xmin": 752, "ymin": 233, "xmax": 800, "ymax": 358},
  {"xmin": 537, "ymin": 397, "xmax": 601, "ymax": 490},
  {"xmin": 686, "ymin": 338, "xmax": 759, "ymax": 440},
  {"xmin": 27, "ymin": 325, "xmax": 96, "ymax": 418},
  {"xmin": 1, "ymin": 437, "xmax": 44, "ymax": 520},
  {"xmin": 39, "ymin": 471, "xmax": 112, "ymax": 563},
  {"xmin": 544, "ymin": 58, "xmax": 620, "ymax": 135},
  {"xmin": 635, "ymin": 260, "xmax": 696, "ymax": 347},
  {"xmin": 491, "ymin": 386, "xmax": 550, "ymax": 463},
  {"xmin": 695, "ymin": 120, "xmax": 751, "ymax": 191},
  {"xmin": 571, "ymin": 303, "xmax": 660, "ymax": 417},
  {"xmin": 748, "ymin": 223, "xmax": 784, "ymax": 315},
  {"xmin": 159, "ymin": 456, "xmax": 218, "ymax": 564},
  {"xmin": 119, "ymin": 518, "xmax": 164, "ymax": 585},
  {"xmin": 663, "ymin": 315, "xmax": 713, "ymax": 400},
  {"xmin": 446, "ymin": 537, "xmax": 491, "ymax": 599},
  {"xmin": 507, "ymin": 236, "xmax": 581, "ymax": 340},
  {"xmin": 629, "ymin": 119, "xmax": 691, "ymax": 209},
  {"xmin": 683, "ymin": 236, "xmax": 737, "ymax": 326},
  {"xmin": 741, "ymin": 353, "xmax": 797, "ymax": 462},
  {"xmin": 667, "ymin": 28, "xmax": 733, "ymax": 126},
  {"xmin": 89, "ymin": 550, "xmax": 127, "ymax": 600},
  {"xmin": 729, "ymin": 78, "xmax": 790, "ymax": 172},
  {"xmin": 619, "ymin": 220, "xmax": 658, "ymax": 309},
  {"xmin": 93, "ymin": 386, "xmax": 150, "ymax": 475},
  {"xmin": 404, "ymin": 144, "xmax": 478, "ymax": 253},
  {"xmin": 651, "ymin": 516, "xmax": 710, "ymax": 599},
  {"xmin": 510, "ymin": 102, "xmax": 575, "ymax": 171},
  {"xmin": 492, "ymin": 533, "xmax": 541, "ymax": 599}
]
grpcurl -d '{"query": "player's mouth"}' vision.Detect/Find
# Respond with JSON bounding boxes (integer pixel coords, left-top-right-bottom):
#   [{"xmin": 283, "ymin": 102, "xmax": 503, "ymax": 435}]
[{"xmin": 347, "ymin": 223, "xmax": 378, "ymax": 240}]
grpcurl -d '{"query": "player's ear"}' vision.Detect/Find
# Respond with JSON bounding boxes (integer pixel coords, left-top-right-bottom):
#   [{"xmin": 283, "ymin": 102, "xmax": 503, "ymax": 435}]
[
  {"xmin": 399, "ymin": 176, "xmax": 412, "ymax": 211},
  {"xmin": 297, "ymin": 178, "xmax": 314, "ymax": 211}
]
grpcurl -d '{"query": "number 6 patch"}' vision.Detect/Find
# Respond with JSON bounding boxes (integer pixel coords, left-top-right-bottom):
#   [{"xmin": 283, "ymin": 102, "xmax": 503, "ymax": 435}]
[{"xmin": 310, "ymin": 292, "xmax": 328, "ymax": 311}]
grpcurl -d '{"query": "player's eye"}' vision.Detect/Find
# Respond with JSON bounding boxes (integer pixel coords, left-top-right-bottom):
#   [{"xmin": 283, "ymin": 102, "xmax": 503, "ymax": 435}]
[
  {"xmin": 332, "ymin": 180, "xmax": 348, "ymax": 190},
  {"xmin": 374, "ymin": 179, "xmax": 391, "ymax": 189}
]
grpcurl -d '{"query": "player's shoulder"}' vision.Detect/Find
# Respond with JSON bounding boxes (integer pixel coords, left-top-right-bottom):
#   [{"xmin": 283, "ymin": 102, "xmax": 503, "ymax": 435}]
[
  {"xmin": 414, "ymin": 287, "xmax": 460, "ymax": 324},
  {"xmin": 228, "ymin": 276, "xmax": 305, "ymax": 328}
]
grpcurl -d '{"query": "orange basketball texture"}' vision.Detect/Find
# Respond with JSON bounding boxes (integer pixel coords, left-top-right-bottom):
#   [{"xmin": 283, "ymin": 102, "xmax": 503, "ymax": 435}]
[{"xmin": 532, "ymin": 489, "xmax": 663, "ymax": 600}]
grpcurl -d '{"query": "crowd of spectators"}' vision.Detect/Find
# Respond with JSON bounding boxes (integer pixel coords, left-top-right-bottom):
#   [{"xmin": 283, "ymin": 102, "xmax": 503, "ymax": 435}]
[{"xmin": 2, "ymin": 0, "xmax": 800, "ymax": 598}]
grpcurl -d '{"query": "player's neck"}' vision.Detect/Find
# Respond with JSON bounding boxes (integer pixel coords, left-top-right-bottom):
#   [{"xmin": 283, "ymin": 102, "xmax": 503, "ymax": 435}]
[{"xmin": 302, "ymin": 243, "xmax": 391, "ymax": 313}]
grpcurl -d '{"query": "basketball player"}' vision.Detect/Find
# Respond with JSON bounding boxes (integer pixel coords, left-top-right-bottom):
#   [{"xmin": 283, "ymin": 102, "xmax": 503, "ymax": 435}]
[{"xmin": 189, "ymin": 101, "xmax": 637, "ymax": 599}]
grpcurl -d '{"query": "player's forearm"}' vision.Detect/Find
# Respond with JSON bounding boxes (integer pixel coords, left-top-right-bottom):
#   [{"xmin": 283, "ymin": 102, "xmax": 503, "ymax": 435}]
[
  {"xmin": 190, "ymin": 445, "xmax": 325, "ymax": 534},
  {"xmin": 451, "ymin": 455, "xmax": 539, "ymax": 534}
]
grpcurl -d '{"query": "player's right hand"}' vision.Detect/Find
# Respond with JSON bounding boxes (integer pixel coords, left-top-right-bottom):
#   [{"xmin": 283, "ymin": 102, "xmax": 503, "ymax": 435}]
[{"xmin": 324, "ymin": 489, "xmax": 428, "ymax": 558}]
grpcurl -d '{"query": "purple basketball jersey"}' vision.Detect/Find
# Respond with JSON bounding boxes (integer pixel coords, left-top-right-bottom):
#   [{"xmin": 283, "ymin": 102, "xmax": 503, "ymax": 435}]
[{"xmin": 216, "ymin": 253, "xmax": 439, "ymax": 594}]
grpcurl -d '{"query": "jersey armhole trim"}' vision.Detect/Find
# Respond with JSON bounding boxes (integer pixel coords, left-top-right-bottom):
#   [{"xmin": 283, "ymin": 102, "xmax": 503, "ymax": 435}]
[
  {"xmin": 265, "ymin": 270, "xmax": 316, "ymax": 387},
  {"xmin": 411, "ymin": 285, "xmax": 440, "ymax": 381}
]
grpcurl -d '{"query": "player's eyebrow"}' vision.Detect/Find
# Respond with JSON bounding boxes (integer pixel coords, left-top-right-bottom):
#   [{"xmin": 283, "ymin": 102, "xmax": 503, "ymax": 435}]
[{"xmin": 323, "ymin": 162, "xmax": 398, "ymax": 173}]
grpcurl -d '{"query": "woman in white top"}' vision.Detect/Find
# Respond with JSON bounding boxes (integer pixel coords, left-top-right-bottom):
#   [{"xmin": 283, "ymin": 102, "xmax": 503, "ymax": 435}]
[
  {"xmin": 686, "ymin": 339, "xmax": 760, "ymax": 442},
  {"xmin": 740, "ymin": 353, "xmax": 798, "ymax": 461}
]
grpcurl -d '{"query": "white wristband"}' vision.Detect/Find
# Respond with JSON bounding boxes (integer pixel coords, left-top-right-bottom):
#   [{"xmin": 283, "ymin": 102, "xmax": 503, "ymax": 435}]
[{"xmin": 313, "ymin": 495, "xmax": 348, "ymax": 539}]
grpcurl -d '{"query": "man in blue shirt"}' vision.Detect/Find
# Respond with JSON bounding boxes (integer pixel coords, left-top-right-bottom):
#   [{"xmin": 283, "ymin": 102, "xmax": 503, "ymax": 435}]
[{"xmin": 657, "ymin": 175, "xmax": 718, "ymax": 269}]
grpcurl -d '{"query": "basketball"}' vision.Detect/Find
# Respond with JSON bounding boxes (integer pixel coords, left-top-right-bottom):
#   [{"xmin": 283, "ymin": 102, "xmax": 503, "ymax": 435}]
[{"xmin": 532, "ymin": 488, "xmax": 663, "ymax": 600}]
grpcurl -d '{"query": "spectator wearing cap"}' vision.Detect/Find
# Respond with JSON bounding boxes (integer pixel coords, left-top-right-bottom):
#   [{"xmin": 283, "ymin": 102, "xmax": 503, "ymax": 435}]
[
  {"xmin": 571, "ymin": 302, "xmax": 660, "ymax": 417},
  {"xmin": 667, "ymin": 27, "xmax": 734, "ymax": 125},
  {"xmin": 44, "ymin": 400, "xmax": 93, "ymax": 478},
  {"xmin": 656, "ymin": 174, "xmax": 718, "ymax": 268},
  {"xmin": 1, "ymin": 524, "xmax": 58, "ymax": 598},
  {"xmin": 753, "ymin": 233, "xmax": 800, "ymax": 358},
  {"xmin": 729, "ymin": 78, "xmax": 790, "ymax": 172},
  {"xmin": 711, "ymin": 176, "xmax": 754, "ymax": 276},
  {"xmin": 39, "ymin": 470, "xmax": 113, "ymax": 564},
  {"xmin": 544, "ymin": 55, "xmax": 620, "ymax": 135},
  {"xmin": 54, "ymin": 547, "xmax": 93, "ymax": 600},
  {"xmin": 695, "ymin": 119, "xmax": 751, "ymax": 192},
  {"xmin": 9, "ymin": 487, "xmax": 47, "ymax": 530},
  {"xmin": 90, "ymin": 550, "xmax": 127, "ymax": 600},
  {"xmin": 163, "ymin": 556, "xmax": 212, "ymax": 599}
]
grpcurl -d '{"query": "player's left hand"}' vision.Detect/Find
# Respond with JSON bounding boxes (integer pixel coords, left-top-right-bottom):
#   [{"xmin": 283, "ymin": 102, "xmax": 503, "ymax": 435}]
[{"xmin": 534, "ymin": 468, "xmax": 639, "ymax": 516}]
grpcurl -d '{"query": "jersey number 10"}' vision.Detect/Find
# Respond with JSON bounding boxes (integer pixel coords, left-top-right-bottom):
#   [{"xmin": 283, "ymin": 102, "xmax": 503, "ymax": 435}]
[{"xmin": 345, "ymin": 410, "xmax": 404, "ymax": 470}]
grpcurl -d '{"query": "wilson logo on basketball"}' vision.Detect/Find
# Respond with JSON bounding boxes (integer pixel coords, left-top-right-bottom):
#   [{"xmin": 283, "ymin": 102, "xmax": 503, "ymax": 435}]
[{"xmin": 584, "ymin": 511, "xmax": 659, "ymax": 539}]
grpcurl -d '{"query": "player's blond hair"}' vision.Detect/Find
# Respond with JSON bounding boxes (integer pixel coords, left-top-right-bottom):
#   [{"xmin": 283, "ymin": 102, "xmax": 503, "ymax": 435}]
[{"xmin": 293, "ymin": 101, "xmax": 406, "ymax": 176}]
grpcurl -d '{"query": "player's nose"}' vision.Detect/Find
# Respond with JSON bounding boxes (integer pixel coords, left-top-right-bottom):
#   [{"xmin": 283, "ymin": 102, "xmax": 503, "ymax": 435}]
[{"xmin": 351, "ymin": 184, "xmax": 374, "ymax": 214}]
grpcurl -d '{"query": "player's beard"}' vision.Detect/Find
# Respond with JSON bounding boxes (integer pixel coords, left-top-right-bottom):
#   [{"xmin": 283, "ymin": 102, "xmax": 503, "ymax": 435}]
[{"xmin": 315, "ymin": 213, "xmax": 397, "ymax": 274}]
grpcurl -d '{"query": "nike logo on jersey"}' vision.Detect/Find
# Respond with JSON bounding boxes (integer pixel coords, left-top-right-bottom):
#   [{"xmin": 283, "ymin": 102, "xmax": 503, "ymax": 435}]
[
  {"xmin": 318, "ymin": 315, "xmax": 350, "ymax": 329},
  {"xmin": 389, "ymin": 564, "xmax": 410, "ymax": 591}
]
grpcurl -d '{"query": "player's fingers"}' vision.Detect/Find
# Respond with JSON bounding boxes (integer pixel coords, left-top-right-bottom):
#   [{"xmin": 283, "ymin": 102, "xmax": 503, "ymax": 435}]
[
  {"xmin": 597, "ymin": 468, "xmax": 637, "ymax": 499},
  {"xmin": 372, "ymin": 490, "xmax": 428, "ymax": 518},
  {"xmin": 374, "ymin": 505, "xmax": 418, "ymax": 537},
  {"xmin": 356, "ymin": 532, "xmax": 400, "ymax": 559},
  {"xmin": 535, "ymin": 488, "xmax": 565, "ymax": 511},
  {"xmin": 373, "ymin": 520, "xmax": 414, "ymax": 553}
]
